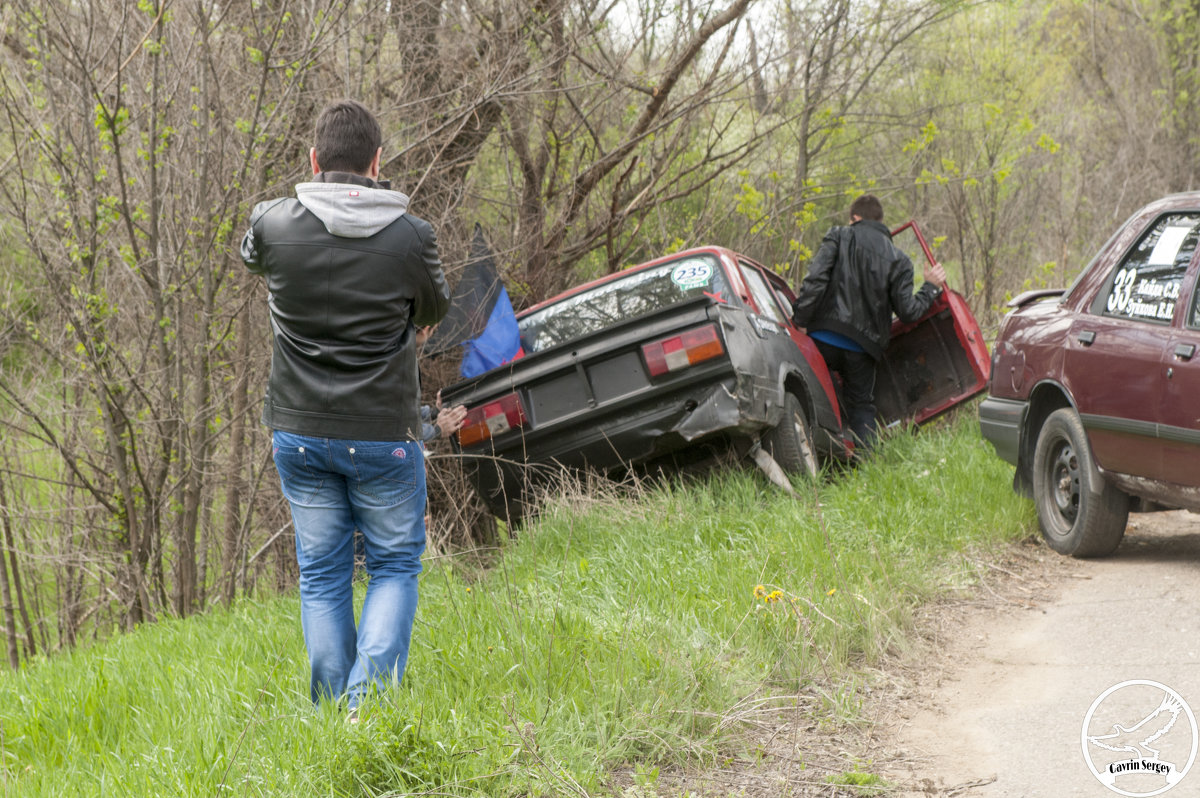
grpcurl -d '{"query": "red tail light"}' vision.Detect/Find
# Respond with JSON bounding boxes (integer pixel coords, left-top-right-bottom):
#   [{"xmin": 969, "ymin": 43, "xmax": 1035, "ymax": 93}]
[
  {"xmin": 458, "ymin": 393, "xmax": 528, "ymax": 447},
  {"xmin": 641, "ymin": 324, "xmax": 725, "ymax": 377}
]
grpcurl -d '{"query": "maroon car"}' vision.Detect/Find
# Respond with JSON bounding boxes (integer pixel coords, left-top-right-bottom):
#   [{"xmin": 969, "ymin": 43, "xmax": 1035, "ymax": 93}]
[{"xmin": 980, "ymin": 192, "xmax": 1200, "ymax": 557}]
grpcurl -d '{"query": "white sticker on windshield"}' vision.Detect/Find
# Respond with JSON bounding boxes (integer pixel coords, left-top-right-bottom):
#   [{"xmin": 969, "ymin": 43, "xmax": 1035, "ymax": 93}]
[
  {"xmin": 1147, "ymin": 224, "xmax": 1196, "ymax": 266},
  {"xmin": 671, "ymin": 261, "xmax": 713, "ymax": 289}
]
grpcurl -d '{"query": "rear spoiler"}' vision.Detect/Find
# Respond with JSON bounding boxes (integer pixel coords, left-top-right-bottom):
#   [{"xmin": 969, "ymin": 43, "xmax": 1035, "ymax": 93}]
[{"xmin": 1007, "ymin": 288, "xmax": 1065, "ymax": 309}]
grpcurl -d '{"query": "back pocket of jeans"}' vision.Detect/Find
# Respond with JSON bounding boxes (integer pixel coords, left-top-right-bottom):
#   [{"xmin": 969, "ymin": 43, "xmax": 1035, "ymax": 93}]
[
  {"xmin": 348, "ymin": 443, "xmax": 419, "ymax": 506},
  {"xmin": 273, "ymin": 445, "xmax": 324, "ymax": 505}
]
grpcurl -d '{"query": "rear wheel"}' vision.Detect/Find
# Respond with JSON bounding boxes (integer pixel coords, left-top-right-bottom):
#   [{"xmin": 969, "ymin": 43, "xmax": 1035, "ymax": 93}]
[
  {"xmin": 764, "ymin": 393, "xmax": 818, "ymax": 477},
  {"xmin": 1031, "ymin": 408, "xmax": 1129, "ymax": 557}
]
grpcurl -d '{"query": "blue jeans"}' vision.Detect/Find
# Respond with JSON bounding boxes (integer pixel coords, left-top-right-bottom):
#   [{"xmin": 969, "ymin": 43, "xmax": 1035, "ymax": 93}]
[{"xmin": 272, "ymin": 431, "xmax": 426, "ymax": 707}]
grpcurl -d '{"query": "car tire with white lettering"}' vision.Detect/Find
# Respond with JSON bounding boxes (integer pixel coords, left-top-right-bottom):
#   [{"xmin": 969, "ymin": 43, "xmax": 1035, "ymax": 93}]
[{"xmin": 1032, "ymin": 408, "xmax": 1129, "ymax": 557}]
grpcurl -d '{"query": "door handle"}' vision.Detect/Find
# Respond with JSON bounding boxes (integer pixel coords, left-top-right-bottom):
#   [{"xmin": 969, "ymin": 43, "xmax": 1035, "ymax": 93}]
[
  {"xmin": 1078, "ymin": 330, "xmax": 1096, "ymax": 346},
  {"xmin": 1174, "ymin": 343, "xmax": 1196, "ymax": 361}
]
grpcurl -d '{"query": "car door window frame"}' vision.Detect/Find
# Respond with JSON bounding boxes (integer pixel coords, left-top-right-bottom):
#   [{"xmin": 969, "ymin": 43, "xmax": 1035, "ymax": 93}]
[
  {"xmin": 737, "ymin": 260, "xmax": 788, "ymax": 326},
  {"xmin": 1187, "ymin": 261, "xmax": 1200, "ymax": 330}
]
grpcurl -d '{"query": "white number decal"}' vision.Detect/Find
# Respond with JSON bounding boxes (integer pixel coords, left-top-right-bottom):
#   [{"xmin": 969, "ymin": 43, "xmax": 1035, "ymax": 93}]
[
  {"xmin": 671, "ymin": 262, "xmax": 713, "ymax": 288},
  {"xmin": 1106, "ymin": 267, "xmax": 1137, "ymax": 314}
]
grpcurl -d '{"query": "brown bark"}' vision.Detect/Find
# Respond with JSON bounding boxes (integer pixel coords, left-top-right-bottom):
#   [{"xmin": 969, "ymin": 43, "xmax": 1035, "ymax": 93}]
[
  {"xmin": 0, "ymin": 471, "xmax": 35, "ymax": 664},
  {"xmin": 0, "ymin": 472, "xmax": 19, "ymax": 668}
]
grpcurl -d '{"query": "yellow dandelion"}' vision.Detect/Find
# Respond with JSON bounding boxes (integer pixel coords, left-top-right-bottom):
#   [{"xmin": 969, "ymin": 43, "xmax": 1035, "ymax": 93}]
[
  {"xmin": 826, "ymin": 588, "xmax": 837, "ymax": 597},
  {"xmin": 753, "ymin": 584, "xmax": 767, "ymax": 599},
  {"xmin": 767, "ymin": 590, "xmax": 784, "ymax": 603}
]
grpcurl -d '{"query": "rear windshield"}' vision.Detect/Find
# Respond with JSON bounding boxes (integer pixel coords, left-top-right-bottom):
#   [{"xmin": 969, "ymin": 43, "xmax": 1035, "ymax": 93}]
[{"xmin": 519, "ymin": 254, "xmax": 731, "ymax": 353}]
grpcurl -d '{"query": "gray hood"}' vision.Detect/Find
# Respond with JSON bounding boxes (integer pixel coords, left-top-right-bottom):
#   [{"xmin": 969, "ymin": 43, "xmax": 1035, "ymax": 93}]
[{"xmin": 295, "ymin": 181, "xmax": 411, "ymax": 238}]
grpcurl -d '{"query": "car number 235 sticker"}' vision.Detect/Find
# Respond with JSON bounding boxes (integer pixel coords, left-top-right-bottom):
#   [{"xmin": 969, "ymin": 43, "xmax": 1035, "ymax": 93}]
[{"xmin": 671, "ymin": 261, "xmax": 713, "ymax": 289}]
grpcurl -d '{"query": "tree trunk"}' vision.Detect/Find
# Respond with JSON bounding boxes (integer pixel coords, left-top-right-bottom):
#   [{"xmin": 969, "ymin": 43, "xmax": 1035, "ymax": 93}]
[
  {"xmin": 0, "ymin": 471, "xmax": 34, "ymax": 663},
  {"xmin": 0, "ymin": 471, "xmax": 19, "ymax": 668},
  {"xmin": 222, "ymin": 297, "xmax": 254, "ymax": 605}
]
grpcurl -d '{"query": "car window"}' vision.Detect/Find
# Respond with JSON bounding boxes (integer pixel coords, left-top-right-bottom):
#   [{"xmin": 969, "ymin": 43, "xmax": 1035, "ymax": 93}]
[
  {"xmin": 763, "ymin": 270, "xmax": 798, "ymax": 313},
  {"xmin": 518, "ymin": 254, "xmax": 732, "ymax": 353},
  {"xmin": 738, "ymin": 261, "xmax": 787, "ymax": 324},
  {"xmin": 1096, "ymin": 212, "xmax": 1200, "ymax": 324}
]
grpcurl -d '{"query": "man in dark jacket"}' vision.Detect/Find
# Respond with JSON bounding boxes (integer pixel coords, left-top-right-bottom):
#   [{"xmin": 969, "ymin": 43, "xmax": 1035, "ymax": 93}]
[
  {"xmin": 791, "ymin": 194, "xmax": 946, "ymax": 451},
  {"xmin": 241, "ymin": 99, "xmax": 450, "ymax": 712}
]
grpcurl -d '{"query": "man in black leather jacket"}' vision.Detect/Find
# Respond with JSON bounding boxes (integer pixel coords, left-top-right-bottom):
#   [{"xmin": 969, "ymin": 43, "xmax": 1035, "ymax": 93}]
[
  {"xmin": 791, "ymin": 194, "xmax": 946, "ymax": 452},
  {"xmin": 241, "ymin": 100, "xmax": 450, "ymax": 713}
]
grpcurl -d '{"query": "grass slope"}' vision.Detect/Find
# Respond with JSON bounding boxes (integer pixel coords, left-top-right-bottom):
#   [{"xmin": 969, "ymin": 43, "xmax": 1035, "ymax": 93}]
[{"xmin": 0, "ymin": 414, "xmax": 1033, "ymax": 797}]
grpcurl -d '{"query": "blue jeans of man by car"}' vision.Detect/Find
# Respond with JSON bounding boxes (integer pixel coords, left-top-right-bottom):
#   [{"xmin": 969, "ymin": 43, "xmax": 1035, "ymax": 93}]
[{"xmin": 272, "ymin": 431, "xmax": 426, "ymax": 707}]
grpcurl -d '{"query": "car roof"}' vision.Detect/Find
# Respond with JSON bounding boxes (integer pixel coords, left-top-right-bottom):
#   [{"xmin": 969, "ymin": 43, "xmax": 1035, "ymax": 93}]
[{"xmin": 1134, "ymin": 190, "xmax": 1200, "ymax": 216}]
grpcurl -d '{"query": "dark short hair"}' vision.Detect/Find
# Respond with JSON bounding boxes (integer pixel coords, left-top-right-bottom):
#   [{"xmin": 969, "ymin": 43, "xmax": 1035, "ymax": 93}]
[
  {"xmin": 313, "ymin": 100, "xmax": 382, "ymax": 174},
  {"xmin": 849, "ymin": 194, "xmax": 884, "ymax": 222}
]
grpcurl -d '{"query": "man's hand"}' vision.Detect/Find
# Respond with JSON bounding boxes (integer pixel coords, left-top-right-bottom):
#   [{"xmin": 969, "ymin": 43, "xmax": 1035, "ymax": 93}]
[
  {"xmin": 436, "ymin": 404, "xmax": 468, "ymax": 439},
  {"xmin": 923, "ymin": 261, "xmax": 948, "ymax": 290}
]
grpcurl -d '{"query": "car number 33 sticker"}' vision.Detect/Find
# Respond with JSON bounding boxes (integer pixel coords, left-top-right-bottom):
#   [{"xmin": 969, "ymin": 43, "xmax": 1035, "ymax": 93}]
[
  {"xmin": 1106, "ymin": 267, "xmax": 1179, "ymax": 321},
  {"xmin": 671, "ymin": 261, "xmax": 713, "ymax": 289},
  {"xmin": 1107, "ymin": 267, "xmax": 1137, "ymax": 314}
]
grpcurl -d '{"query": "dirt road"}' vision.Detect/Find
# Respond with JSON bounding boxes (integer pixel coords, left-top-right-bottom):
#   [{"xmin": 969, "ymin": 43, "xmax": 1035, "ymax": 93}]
[{"xmin": 878, "ymin": 510, "xmax": 1200, "ymax": 797}]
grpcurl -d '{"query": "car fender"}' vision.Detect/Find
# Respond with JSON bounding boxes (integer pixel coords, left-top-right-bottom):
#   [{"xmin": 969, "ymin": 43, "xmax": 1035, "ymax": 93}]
[
  {"xmin": 770, "ymin": 362, "xmax": 805, "ymax": 423},
  {"xmin": 1020, "ymin": 379, "xmax": 1110, "ymax": 499},
  {"xmin": 776, "ymin": 360, "xmax": 842, "ymax": 447}
]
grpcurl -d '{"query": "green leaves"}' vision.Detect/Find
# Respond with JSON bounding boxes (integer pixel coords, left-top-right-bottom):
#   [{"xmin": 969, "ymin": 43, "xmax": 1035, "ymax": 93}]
[{"xmin": 93, "ymin": 103, "xmax": 130, "ymax": 150}]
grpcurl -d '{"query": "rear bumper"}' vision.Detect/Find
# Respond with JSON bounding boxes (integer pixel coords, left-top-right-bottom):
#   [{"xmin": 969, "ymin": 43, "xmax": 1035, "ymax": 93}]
[
  {"xmin": 978, "ymin": 396, "xmax": 1027, "ymax": 466},
  {"xmin": 458, "ymin": 375, "xmax": 771, "ymax": 514},
  {"xmin": 470, "ymin": 374, "xmax": 762, "ymax": 472}
]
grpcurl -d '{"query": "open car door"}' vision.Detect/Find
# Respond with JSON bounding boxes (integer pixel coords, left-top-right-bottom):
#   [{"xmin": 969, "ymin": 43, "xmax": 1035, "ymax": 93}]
[{"xmin": 876, "ymin": 221, "xmax": 992, "ymax": 426}]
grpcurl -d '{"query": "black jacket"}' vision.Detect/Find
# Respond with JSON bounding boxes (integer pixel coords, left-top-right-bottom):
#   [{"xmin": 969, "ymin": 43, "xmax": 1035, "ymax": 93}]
[
  {"xmin": 241, "ymin": 172, "xmax": 450, "ymax": 440},
  {"xmin": 791, "ymin": 219, "xmax": 939, "ymax": 360}
]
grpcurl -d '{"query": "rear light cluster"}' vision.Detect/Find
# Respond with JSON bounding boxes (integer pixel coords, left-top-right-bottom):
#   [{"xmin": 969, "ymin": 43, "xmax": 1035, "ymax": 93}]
[
  {"xmin": 458, "ymin": 393, "xmax": 527, "ymax": 447},
  {"xmin": 641, "ymin": 324, "xmax": 725, "ymax": 377}
]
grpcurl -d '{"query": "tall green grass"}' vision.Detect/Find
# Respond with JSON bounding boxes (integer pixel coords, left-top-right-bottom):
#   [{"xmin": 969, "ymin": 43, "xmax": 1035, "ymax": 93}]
[{"xmin": 0, "ymin": 413, "xmax": 1034, "ymax": 797}]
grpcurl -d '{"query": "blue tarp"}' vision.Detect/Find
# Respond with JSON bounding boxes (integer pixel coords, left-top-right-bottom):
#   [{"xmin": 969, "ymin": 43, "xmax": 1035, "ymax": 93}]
[{"xmin": 460, "ymin": 283, "xmax": 520, "ymax": 378}]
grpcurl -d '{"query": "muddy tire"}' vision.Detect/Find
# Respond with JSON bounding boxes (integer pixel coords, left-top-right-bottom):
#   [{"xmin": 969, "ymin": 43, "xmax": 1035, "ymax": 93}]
[
  {"xmin": 1032, "ymin": 408, "xmax": 1129, "ymax": 557},
  {"xmin": 764, "ymin": 393, "xmax": 818, "ymax": 477}
]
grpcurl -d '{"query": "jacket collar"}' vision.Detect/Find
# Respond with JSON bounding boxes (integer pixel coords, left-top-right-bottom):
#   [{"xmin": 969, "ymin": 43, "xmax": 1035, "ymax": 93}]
[
  {"xmin": 313, "ymin": 170, "xmax": 392, "ymax": 191},
  {"xmin": 853, "ymin": 218, "xmax": 891, "ymax": 236}
]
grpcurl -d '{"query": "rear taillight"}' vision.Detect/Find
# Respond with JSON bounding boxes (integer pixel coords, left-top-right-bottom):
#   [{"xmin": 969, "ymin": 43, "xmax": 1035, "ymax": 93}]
[
  {"xmin": 641, "ymin": 324, "xmax": 725, "ymax": 377},
  {"xmin": 457, "ymin": 393, "xmax": 528, "ymax": 447}
]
